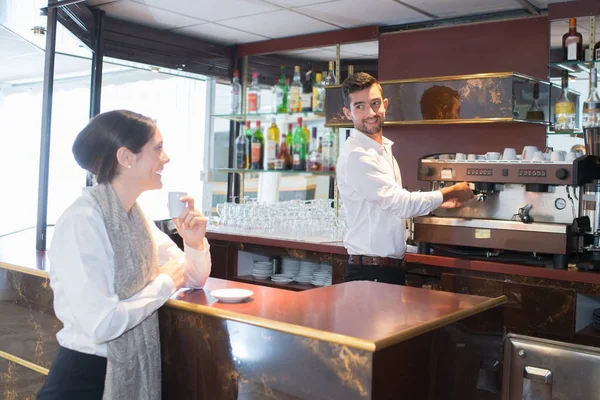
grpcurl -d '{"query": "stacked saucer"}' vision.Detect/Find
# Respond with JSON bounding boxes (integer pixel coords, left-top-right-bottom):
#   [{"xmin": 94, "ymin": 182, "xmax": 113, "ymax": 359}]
[
  {"xmin": 271, "ymin": 274, "xmax": 294, "ymax": 284},
  {"xmin": 593, "ymin": 308, "xmax": 600, "ymax": 331},
  {"xmin": 311, "ymin": 265, "xmax": 333, "ymax": 287},
  {"xmin": 294, "ymin": 260, "xmax": 321, "ymax": 284},
  {"xmin": 252, "ymin": 261, "xmax": 273, "ymax": 279},
  {"xmin": 281, "ymin": 257, "xmax": 301, "ymax": 278}
]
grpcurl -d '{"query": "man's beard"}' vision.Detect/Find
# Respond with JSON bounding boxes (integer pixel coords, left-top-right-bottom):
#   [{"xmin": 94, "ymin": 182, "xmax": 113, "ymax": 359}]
[{"xmin": 355, "ymin": 116, "xmax": 383, "ymax": 135}]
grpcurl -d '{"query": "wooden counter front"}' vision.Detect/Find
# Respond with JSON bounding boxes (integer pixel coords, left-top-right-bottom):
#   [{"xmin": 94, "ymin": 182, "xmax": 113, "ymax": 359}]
[{"xmin": 168, "ymin": 277, "xmax": 506, "ymax": 352}]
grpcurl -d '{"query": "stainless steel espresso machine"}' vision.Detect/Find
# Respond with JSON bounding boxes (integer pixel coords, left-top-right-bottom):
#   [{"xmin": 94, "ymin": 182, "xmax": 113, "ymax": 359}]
[{"xmin": 414, "ymin": 154, "xmax": 600, "ymax": 269}]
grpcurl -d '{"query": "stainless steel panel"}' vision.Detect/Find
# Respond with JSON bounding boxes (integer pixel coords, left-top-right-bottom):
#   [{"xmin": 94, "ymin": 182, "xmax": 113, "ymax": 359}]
[
  {"xmin": 503, "ymin": 334, "xmax": 600, "ymax": 400},
  {"xmin": 414, "ymin": 217, "xmax": 569, "ymax": 234},
  {"xmin": 431, "ymin": 184, "xmax": 577, "ymax": 225}
]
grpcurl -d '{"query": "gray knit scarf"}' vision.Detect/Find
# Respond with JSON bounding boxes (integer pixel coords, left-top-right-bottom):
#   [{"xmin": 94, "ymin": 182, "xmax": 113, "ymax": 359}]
[{"xmin": 90, "ymin": 183, "xmax": 161, "ymax": 400}]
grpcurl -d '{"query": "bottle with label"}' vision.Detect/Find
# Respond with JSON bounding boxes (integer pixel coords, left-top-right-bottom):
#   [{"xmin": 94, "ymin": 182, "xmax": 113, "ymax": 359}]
[
  {"xmin": 562, "ymin": 18, "xmax": 583, "ymax": 61},
  {"xmin": 525, "ymin": 82, "xmax": 545, "ymax": 121},
  {"xmin": 277, "ymin": 133, "xmax": 292, "ymax": 170},
  {"xmin": 266, "ymin": 118, "xmax": 279, "ymax": 170},
  {"xmin": 292, "ymin": 117, "xmax": 307, "ymax": 171},
  {"xmin": 583, "ymin": 67, "xmax": 600, "ymax": 155},
  {"xmin": 302, "ymin": 122, "xmax": 310, "ymax": 145},
  {"xmin": 301, "ymin": 69, "xmax": 313, "ymax": 113},
  {"xmin": 247, "ymin": 71, "xmax": 261, "ymax": 114},
  {"xmin": 321, "ymin": 128, "xmax": 336, "ymax": 172},
  {"xmin": 275, "ymin": 66, "xmax": 288, "ymax": 113},
  {"xmin": 326, "ymin": 61, "xmax": 336, "ymax": 85},
  {"xmin": 286, "ymin": 123, "xmax": 293, "ymax": 152},
  {"xmin": 313, "ymin": 73, "xmax": 325, "ymax": 112},
  {"xmin": 307, "ymin": 128, "xmax": 322, "ymax": 171},
  {"xmin": 555, "ymin": 70, "xmax": 576, "ymax": 131},
  {"xmin": 244, "ymin": 121, "xmax": 253, "ymax": 159},
  {"xmin": 289, "ymin": 66, "xmax": 302, "ymax": 113},
  {"xmin": 251, "ymin": 120, "xmax": 264, "ymax": 170},
  {"xmin": 234, "ymin": 128, "xmax": 249, "ymax": 169},
  {"xmin": 230, "ymin": 70, "xmax": 242, "ymax": 115}
]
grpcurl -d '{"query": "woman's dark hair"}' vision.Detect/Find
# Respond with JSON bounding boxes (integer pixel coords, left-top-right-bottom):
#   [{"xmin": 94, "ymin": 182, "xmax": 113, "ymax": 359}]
[{"xmin": 72, "ymin": 110, "xmax": 156, "ymax": 183}]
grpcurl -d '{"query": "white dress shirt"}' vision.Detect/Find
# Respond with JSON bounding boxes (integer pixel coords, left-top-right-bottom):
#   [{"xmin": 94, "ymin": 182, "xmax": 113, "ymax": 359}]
[
  {"xmin": 48, "ymin": 190, "xmax": 211, "ymax": 357},
  {"xmin": 336, "ymin": 130, "xmax": 443, "ymax": 259}
]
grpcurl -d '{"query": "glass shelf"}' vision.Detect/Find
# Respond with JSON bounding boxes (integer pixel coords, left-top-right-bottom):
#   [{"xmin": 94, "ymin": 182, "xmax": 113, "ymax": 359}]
[
  {"xmin": 213, "ymin": 168, "xmax": 335, "ymax": 176},
  {"xmin": 212, "ymin": 111, "xmax": 326, "ymax": 122},
  {"xmin": 549, "ymin": 60, "xmax": 600, "ymax": 80}
]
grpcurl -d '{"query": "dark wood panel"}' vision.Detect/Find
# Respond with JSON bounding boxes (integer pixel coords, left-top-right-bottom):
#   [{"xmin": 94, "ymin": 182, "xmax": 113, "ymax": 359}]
[
  {"xmin": 548, "ymin": 0, "xmax": 600, "ymax": 20},
  {"xmin": 208, "ymin": 240, "xmax": 235, "ymax": 280}
]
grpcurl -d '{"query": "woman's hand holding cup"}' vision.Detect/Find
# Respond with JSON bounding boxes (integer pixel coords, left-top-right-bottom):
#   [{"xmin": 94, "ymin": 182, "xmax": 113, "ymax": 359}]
[{"xmin": 169, "ymin": 193, "xmax": 207, "ymax": 250}]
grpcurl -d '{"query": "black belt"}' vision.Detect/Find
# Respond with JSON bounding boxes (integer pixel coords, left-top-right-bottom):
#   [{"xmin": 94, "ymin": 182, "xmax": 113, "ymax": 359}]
[{"xmin": 348, "ymin": 255, "xmax": 404, "ymax": 268}]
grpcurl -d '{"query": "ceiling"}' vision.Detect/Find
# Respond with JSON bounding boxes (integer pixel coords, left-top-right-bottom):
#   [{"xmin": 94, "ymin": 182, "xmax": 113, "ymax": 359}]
[
  {"xmin": 86, "ymin": 0, "xmax": 572, "ymax": 53},
  {"xmin": 0, "ymin": 0, "xmax": 581, "ymax": 84}
]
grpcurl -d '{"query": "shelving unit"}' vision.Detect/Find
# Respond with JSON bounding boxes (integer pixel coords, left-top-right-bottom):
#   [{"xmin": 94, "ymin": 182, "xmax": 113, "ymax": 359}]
[
  {"xmin": 213, "ymin": 168, "xmax": 335, "ymax": 176},
  {"xmin": 213, "ymin": 111, "xmax": 326, "ymax": 123},
  {"xmin": 235, "ymin": 275, "xmax": 314, "ymax": 292}
]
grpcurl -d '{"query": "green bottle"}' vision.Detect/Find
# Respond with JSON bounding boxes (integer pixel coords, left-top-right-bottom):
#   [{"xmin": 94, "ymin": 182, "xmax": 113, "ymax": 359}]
[
  {"xmin": 275, "ymin": 65, "xmax": 288, "ymax": 113},
  {"xmin": 251, "ymin": 121, "xmax": 265, "ymax": 170},
  {"xmin": 292, "ymin": 117, "xmax": 307, "ymax": 170}
]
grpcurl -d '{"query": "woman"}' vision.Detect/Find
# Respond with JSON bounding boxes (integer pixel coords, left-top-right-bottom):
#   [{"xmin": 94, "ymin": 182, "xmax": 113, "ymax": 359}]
[{"xmin": 37, "ymin": 110, "xmax": 211, "ymax": 400}]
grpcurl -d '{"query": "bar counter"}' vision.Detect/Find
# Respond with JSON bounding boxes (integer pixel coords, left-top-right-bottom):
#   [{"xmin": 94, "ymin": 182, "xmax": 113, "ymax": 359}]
[{"xmin": 0, "ymin": 228, "xmax": 507, "ymax": 399}]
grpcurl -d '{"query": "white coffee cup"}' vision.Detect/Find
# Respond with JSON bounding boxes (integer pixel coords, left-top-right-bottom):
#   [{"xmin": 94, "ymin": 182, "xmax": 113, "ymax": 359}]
[
  {"xmin": 502, "ymin": 148, "xmax": 517, "ymax": 160},
  {"xmin": 168, "ymin": 191, "xmax": 188, "ymax": 218},
  {"xmin": 486, "ymin": 152, "xmax": 501, "ymax": 161},
  {"xmin": 565, "ymin": 151, "xmax": 577, "ymax": 162},
  {"xmin": 550, "ymin": 151, "xmax": 565, "ymax": 162},
  {"xmin": 455, "ymin": 153, "xmax": 466, "ymax": 161},
  {"xmin": 467, "ymin": 154, "xmax": 477, "ymax": 161},
  {"xmin": 532, "ymin": 151, "xmax": 544, "ymax": 162},
  {"xmin": 522, "ymin": 146, "xmax": 539, "ymax": 160}
]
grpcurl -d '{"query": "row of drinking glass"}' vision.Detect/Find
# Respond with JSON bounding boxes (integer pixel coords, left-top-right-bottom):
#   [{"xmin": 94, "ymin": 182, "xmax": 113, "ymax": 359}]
[{"xmin": 214, "ymin": 199, "xmax": 347, "ymax": 241}]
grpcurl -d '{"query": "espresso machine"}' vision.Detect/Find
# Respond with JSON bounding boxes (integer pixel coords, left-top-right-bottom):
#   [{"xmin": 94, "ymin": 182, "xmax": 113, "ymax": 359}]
[{"xmin": 413, "ymin": 154, "xmax": 600, "ymax": 269}]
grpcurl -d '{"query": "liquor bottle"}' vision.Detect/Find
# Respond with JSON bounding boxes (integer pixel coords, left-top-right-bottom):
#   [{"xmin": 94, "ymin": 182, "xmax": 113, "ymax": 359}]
[
  {"xmin": 230, "ymin": 70, "xmax": 242, "ymax": 115},
  {"xmin": 289, "ymin": 66, "xmax": 302, "ymax": 113},
  {"xmin": 286, "ymin": 123, "xmax": 293, "ymax": 151},
  {"xmin": 292, "ymin": 117, "xmax": 307, "ymax": 171},
  {"xmin": 234, "ymin": 128, "xmax": 249, "ymax": 169},
  {"xmin": 251, "ymin": 120, "xmax": 265, "ymax": 170},
  {"xmin": 583, "ymin": 68, "xmax": 600, "ymax": 156},
  {"xmin": 525, "ymin": 83, "xmax": 545, "ymax": 121},
  {"xmin": 301, "ymin": 69, "xmax": 313, "ymax": 113},
  {"xmin": 303, "ymin": 121, "xmax": 311, "ymax": 149},
  {"xmin": 244, "ymin": 121, "xmax": 253, "ymax": 163},
  {"xmin": 594, "ymin": 40, "xmax": 600, "ymax": 61},
  {"xmin": 275, "ymin": 66, "xmax": 288, "ymax": 113},
  {"xmin": 312, "ymin": 73, "xmax": 325, "ymax": 112},
  {"xmin": 563, "ymin": 18, "xmax": 583, "ymax": 61},
  {"xmin": 347, "ymin": 64, "xmax": 354, "ymax": 78},
  {"xmin": 326, "ymin": 61, "xmax": 336, "ymax": 85},
  {"xmin": 247, "ymin": 71, "xmax": 261, "ymax": 113},
  {"xmin": 321, "ymin": 128, "xmax": 336, "ymax": 172},
  {"xmin": 266, "ymin": 118, "xmax": 279, "ymax": 170},
  {"xmin": 307, "ymin": 128, "xmax": 322, "ymax": 171},
  {"xmin": 277, "ymin": 133, "xmax": 292, "ymax": 170},
  {"xmin": 555, "ymin": 70, "xmax": 576, "ymax": 131}
]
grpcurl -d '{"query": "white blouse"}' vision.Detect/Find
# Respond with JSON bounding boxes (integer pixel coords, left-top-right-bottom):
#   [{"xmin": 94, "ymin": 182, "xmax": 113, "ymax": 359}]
[{"xmin": 48, "ymin": 191, "xmax": 211, "ymax": 357}]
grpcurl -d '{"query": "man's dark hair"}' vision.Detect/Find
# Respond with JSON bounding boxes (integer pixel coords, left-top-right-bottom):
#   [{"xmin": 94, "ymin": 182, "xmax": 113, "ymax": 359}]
[
  {"xmin": 342, "ymin": 72, "xmax": 383, "ymax": 107},
  {"xmin": 72, "ymin": 110, "xmax": 156, "ymax": 183},
  {"xmin": 419, "ymin": 85, "xmax": 460, "ymax": 119}
]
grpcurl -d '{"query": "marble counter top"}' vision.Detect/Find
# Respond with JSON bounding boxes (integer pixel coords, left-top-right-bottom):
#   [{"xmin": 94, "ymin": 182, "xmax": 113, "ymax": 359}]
[{"xmin": 168, "ymin": 277, "xmax": 506, "ymax": 352}]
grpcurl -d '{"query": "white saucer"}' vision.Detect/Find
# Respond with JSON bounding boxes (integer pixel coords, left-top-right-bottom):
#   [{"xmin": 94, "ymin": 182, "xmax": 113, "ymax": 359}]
[{"xmin": 210, "ymin": 288, "xmax": 254, "ymax": 303}]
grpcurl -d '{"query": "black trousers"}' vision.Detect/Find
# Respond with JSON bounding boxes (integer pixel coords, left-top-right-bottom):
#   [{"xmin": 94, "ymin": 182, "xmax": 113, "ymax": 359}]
[
  {"xmin": 37, "ymin": 346, "xmax": 107, "ymax": 400},
  {"xmin": 344, "ymin": 263, "xmax": 406, "ymax": 285}
]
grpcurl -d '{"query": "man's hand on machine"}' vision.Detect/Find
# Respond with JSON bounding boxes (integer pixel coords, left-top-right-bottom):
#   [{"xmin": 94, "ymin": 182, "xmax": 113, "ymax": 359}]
[{"xmin": 439, "ymin": 182, "xmax": 474, "ymax": 209}]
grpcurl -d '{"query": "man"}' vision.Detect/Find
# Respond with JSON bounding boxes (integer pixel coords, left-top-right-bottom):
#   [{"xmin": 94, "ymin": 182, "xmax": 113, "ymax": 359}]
[
  {"xmin": 336, "ymin": 72, "xmax": 473, "ymax": 285},
  {"xmin": 420, "ymin": 85, "xmax": 461, "ymax": 120}
]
